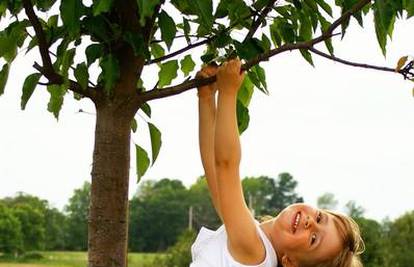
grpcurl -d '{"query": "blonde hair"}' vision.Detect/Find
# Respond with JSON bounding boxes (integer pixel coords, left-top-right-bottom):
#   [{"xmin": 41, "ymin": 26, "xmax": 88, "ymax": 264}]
[{"xmin": 316, "ymin": 210, "xmax": 365, "ymax": 267}]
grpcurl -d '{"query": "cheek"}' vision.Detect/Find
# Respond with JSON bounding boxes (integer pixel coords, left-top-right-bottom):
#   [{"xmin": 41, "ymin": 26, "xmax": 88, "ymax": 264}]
[{"xmin": 278, "ymin": 232, "xmax": 308, "ymax": 252}]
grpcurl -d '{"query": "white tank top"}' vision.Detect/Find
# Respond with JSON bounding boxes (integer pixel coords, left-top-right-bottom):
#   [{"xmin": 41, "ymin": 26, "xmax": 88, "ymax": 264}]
[{"xmin": 190, "ymin": 222, "xmax": 278, "ymax": 267}]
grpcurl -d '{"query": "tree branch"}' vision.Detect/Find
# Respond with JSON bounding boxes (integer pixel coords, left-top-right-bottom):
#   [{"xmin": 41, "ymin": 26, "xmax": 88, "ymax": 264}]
[
  {"xmin": 244, "ymin": 0, "xmax": 279, "ymax": 41},
  {"xmin": 308, "ymin": 47, "xmax": 402, "ymax": 75},
  {"xmin": 33, "ymin": 62, "xmax": 97, "ymax": 100},
  {"xmin": 22, "ymin": 0, "xmax": 60, "ymax": 82},
  {"xmin": 145, "ymin": 5, "xmax": 269, "ymax": 66},
  {"xmin": 140, "ymin": 0, "xmax": 375, "ymax": 102},
  {"xmin": 23, "ymin": 0, "xmax": 98, "ymax": 100},
  {"xmin": 145, "ymin": 38, "xmax": 212, "ymax": 65}
]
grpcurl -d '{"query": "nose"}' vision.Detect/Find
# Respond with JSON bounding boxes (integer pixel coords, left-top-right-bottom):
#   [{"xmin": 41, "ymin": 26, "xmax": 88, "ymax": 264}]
[{"xmin": 304, "ymin": 215, "xmax": 315, "ymax": 229}]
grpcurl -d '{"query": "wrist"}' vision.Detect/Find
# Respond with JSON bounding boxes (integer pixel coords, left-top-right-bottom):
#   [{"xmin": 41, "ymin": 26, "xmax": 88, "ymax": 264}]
[{"xmin": 197, "ymin": 90, "xmax": 216, "ymax": 100}]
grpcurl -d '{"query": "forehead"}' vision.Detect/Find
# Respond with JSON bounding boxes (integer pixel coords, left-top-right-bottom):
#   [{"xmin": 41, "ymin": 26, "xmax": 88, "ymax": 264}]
[{"xmin": 313, "ymin": 213, "xmax": 343, "ymax": 262}]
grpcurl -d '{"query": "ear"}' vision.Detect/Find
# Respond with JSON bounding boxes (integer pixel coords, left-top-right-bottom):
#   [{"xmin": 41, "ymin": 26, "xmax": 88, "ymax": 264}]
[{"xmin": 282, "ymin": 254, "xmax": 299, "ymax": 267}]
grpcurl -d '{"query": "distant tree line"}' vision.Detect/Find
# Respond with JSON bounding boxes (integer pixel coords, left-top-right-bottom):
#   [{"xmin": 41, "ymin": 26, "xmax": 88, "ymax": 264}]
[{"xmin": 1, "ymin": 173, "xmax": 413, "ymax": 267}]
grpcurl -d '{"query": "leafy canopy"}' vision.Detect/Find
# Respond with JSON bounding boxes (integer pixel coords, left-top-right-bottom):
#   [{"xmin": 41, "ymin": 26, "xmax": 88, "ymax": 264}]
[{"xmin": 0, "ymin": 0, "xmax": 413, "ymax": 179}]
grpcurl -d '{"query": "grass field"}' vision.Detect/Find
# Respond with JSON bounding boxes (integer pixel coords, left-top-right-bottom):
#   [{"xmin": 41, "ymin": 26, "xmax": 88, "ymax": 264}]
[{"xmin": 0, "ymin": 251, "xmax": 159, "ymax": 267}]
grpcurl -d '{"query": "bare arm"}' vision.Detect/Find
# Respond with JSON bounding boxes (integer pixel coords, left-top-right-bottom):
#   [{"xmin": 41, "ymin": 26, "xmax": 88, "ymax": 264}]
[
  {"xmin": 197, "ymin": 66, "xmax": 222, "ymax": 220},
  {"xmin": 214, "ymin": 59, "xmax": 265, "ymax": 264}
]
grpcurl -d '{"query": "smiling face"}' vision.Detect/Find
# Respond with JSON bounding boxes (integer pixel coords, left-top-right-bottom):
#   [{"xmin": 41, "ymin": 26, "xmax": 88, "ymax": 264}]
[{"xmin": 271, "ymin": 203, "xmax": 343, "ymax": 267}]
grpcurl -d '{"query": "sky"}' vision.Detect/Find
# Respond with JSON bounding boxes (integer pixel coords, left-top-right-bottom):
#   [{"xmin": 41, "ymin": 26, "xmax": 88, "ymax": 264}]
[{"xmin": 0, "ymin": 6, "xmax": 413, "ymax": 222}]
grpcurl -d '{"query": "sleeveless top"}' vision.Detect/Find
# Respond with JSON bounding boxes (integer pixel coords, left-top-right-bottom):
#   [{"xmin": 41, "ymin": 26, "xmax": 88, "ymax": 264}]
[{"xmin": 190, "ymin": 222, "xmax": 278, "ymax": 267}]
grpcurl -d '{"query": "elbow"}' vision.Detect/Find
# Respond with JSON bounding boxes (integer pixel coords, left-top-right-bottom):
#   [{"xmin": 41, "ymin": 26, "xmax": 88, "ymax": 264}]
[{"xmin": 215, "ymin": 157, "xmax": 240, "ymax": 170}]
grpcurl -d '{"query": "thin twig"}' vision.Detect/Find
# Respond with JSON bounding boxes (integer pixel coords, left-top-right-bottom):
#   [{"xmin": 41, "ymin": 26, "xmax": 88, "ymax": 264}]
[{"xmin": 309, "ymin": 47, "xmax": 401, "ymax": 74}]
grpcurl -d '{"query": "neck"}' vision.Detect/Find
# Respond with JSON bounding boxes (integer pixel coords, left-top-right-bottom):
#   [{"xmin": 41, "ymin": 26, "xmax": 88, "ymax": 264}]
[{"xmin": 260, "ymin": 219, "xmax": 283, "ymax": 264}]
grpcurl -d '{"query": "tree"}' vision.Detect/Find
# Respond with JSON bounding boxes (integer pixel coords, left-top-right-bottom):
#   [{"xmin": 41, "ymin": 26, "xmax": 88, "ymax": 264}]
[
  {"xmin": 44, "ymin": 207, "xmax": 67, "ymax": 250},
  {"xmin": 1, "ymin": 193, "xmax": 48, "ymax": 251},
  {"xmin": 129, "ymin": 178, "xmax": 189, "ymax": 251},
  {"xmin": 188, "ymin": 177, "xmax": 221, "ymax": 230},
  {"xmin": 242, "ymin": 176, "xmax": 276, "ymax": 216},
  {"xmin": 355, "ymin": 217, "xmax": 386, "ymax": 267},
  {"xmin": 387, "ymin": 211, "xmax": 414, "ymax": 267},
  {"xmin": 345, "ymin": 200, "xmax": 365, "ymax": 218},
  {"xmin": 269, "ymin": 173, "xmax": 304, "ymax": 214},
  {"xmin": 12, "ymin": 204, "xmax": 46, "ymax": 251},
  {"xmin": 0, "ymin": 0, "xmax": 413, "ymax": 265},
  {"xmin": 317, "ymin": 192, "xmax": 338, "ymax": 210},
  {"xmin": 0, "ymin": 203, "xmax": 23, "ymax": 254},
  {"xmin": 65, "ymin": 181, "xmax": 90, "ymax": 251}
]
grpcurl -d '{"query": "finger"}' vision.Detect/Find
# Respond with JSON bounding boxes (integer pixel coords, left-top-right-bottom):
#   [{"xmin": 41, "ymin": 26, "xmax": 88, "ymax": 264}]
[{"xmin": 196, "ymin": 71, "xmax": 208, "ymax": 78}]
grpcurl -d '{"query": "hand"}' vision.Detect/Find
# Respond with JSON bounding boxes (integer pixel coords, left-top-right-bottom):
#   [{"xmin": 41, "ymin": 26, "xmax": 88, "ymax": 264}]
[
  {"xmin": 197, "ymin": 64, "xmax": 218, "ymax": 99},
  {"xmin": 216, "ymin": 58, "xmax": 244, "ymax": 95}
]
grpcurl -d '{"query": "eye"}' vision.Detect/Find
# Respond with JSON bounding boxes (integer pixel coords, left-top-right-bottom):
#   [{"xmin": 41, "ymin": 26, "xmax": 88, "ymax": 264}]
[
  {"xmin": 311, "ymin": 233, "xmax": 317, "ymax": 245},
  {"xmin": 316, "ymin": 211, "xmax": 322, "ymax": 223}
]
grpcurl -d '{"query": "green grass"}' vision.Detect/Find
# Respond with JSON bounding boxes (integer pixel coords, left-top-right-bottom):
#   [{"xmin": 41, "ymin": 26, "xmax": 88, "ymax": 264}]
[{"xmin": 0, "ymin": 251, "xmax": 160, "ymax": 267}]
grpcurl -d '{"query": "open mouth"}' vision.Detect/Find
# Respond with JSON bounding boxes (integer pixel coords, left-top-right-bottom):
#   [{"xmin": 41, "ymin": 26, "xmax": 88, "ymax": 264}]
[{"xmin": 292, "ymin": 212, "xmax": 301, "ymax": 234}]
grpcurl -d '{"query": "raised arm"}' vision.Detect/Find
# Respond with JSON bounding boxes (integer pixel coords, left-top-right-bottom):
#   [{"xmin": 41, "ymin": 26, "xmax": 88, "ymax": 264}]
[
  {"xmin": 197, "ymin": 65, "xmax": 222, "ymax": 220},
  {"xmin": 214, "ymin": 59, "xmax": 265, "ymax": 264}
]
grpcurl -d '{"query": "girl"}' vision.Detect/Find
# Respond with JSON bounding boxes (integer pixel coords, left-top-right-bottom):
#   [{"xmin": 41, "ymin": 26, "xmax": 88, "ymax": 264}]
[{"xmin": 193, "ymin": 59, "xmax": 364, "ymax": 267}]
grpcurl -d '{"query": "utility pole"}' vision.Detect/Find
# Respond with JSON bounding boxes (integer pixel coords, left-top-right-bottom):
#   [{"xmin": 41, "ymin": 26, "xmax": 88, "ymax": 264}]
[
  {"xmin": 188, "ymin": 206, "xmax": 193, "ymax": 230},
  {"xmin": 248, "ymin": 194, "xmax": 255, "ymax": 217}
]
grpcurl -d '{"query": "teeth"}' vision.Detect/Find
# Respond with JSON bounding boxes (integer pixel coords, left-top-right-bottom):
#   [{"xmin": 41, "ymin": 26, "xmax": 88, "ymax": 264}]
[{"xmin": 294, "ymin": 213, "xmax": 300, "ymax": 230}]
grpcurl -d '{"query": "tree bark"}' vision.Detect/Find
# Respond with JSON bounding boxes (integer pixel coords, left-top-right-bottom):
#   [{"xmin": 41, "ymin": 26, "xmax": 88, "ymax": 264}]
[{"xmin": 88, "ymin": 104, "xmax": 133, "ymax": 267}]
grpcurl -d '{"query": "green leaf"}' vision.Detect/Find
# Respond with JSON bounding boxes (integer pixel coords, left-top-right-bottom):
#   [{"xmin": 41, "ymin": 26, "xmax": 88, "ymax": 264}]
[
  {"xmin": 131, "ymin": 118, "xmax": 138, "ymax": 133},
  {"xmin": 279, "ymin": 20, "xmax": 296, "ymax": 43},
  {"xmin": 83, "ymin": 16, "xmax": 111, "ymax": 42},
  {"xmin": 148, "ymin": 123, "xmax": 162, "ymax": 165},
  {"xmin": 300, "ymin": 49, "xmax": 314, "ymax": 66},
  {"xmin": 194, "ymin": 0, "xmax": 214, "ymax": 32},
  {"xmin": 237, "ymin": 100, "xmax": 250, "ymax": 134},
  {"xmin": 47, "ymin": 84, "xmax": 66, "ymax": 119},
  {"xmin": 253, "ymin": 0, "xmax": 270, "ymax": 10},
  {"xmin": 406, "ymin": 0, "xmax": 414, "ymax": 18},
  {"xmin": 261, "ymin": 34, "xmax": 271, "ymax": 51},
  {"xmin": 36, "ymin": 0, "xmax": 57, "ymax": 12},
  {"xmin": 183, "ymin": 18, "xmax": 191, "ymax": 44},
  {"xmin": 86, "ymin": 44, "xmax": 103, "ymax": 66},
  {"xmin": 299, "ymin": 12, "xmax": 312, "ymax": 41},
  {"xmin": 248, "ymin": 65, "xmax": 268, "ymax": 94},
  {"xmin": 74, "ymin": 63, "xmax": 89, "ymax": 90},
  {"xmin": 60, "ymin": 48, "xmax": 75, "ymax": 76},
  {"xmin": 0, "ymin": 33, "xmax": 17, "ymax": 63},
  {"xmin": 180, "ymin": 55, "xmax": 195, "ymax": 76},
  {"xmin": 124, "ymin": 32, "xmax": 145, "ymax": 57},
  {"xmin": 270, "ymin": 21, "xmax": 282, "ymax": 47},
  {"xmin": 140, "ymin": 103, "xmax": 152, "ymax": 117},
  {"xmin": 215, "ymin": 0, "xmax": 230, "ymax": 18},
  {"xmin": 137, "ymin": 0, "xmax": 160, "ymax": 26},
  {"xmin": 315, "ymin": 0, "xmax": 333, "ymax": 16},
  {"xmin": 100, "ymin": 54, "xmax": 120, "ymax": 95},
  {"xmin": 200, "ymin": 52, "xmax": 216, "ymax": 63},
  {"xmin": 150, "ymin": 43, "xmax": 165, "ymax": 59},
  {"xmin": 237, "ymin": 75, "xmax": 254, "ymax": 107},
  {"xmin": 0, "ymin": 63, "xmax": 9, "ymax": 96},
  {"xmin": 93, "ymin": 0, "xmax": 113, "ymax": 16},
  {"xmin": 60, "ymin": 0, "xmax": 83, "ymax": 38},
  {"xmin": 373, "ymin": 0, "xmax": 395, "ymax": 55},
  {"xmin": 235, "ymin": 39, "xmax": 265, "ymax": 61},
  {"xmin": 158, "ymin": 60, "xmax": 178, "ymax": 87},
  {"xmin": 319, "ymin": 15, "xmax": 334, "ymax": 55},
  {"xmin": 135, "ymin": 144, "xmax": 150, "ymax": 182},
  {"xmin": 21, "ymin": 73, "xmax": 41, "ymax": 110},
  {"xmin": 0, "ymin": 1, "xmax": 7, "ymax": 16},
  {"xmin": 158, "ymin": 11, "xmax": 176, "ymax": 50},
  {"xmin": 303, "ymin": 0, "xmax": 318, "ymax": 12}
]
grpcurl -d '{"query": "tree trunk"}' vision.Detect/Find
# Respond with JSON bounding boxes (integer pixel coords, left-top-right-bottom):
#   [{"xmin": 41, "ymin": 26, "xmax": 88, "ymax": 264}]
[{"xmin": 88, "ymin": 104, "xmax": 133, "ymax": 267}]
